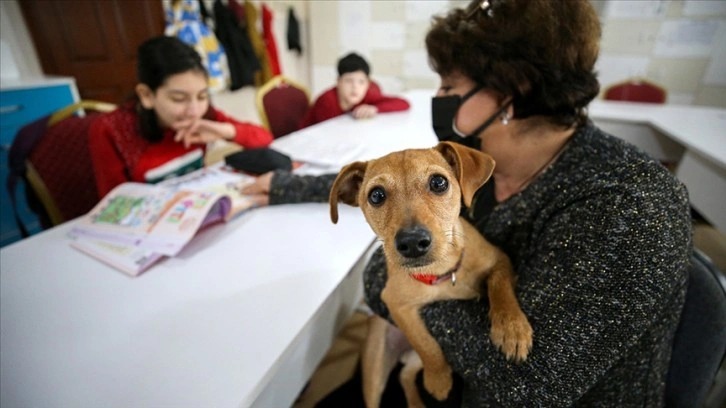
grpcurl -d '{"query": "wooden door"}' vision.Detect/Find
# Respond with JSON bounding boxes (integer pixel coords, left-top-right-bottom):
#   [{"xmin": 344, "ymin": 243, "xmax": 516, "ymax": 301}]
[{"xmin": 20, "ymin": 0, "xmax": 165, "ymax": 104}]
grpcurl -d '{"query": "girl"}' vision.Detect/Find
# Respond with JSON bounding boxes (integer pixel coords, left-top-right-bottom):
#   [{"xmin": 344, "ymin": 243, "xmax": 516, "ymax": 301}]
[{"xmin": 88, "ymin": 36, "xmax": 272, "ymax": 197}]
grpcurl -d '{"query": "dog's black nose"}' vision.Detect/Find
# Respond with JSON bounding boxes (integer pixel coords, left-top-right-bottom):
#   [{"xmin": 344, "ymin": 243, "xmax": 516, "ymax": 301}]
[{"xmin": 395, "ymin": 226, "xmax": 432, "ymax": 258}]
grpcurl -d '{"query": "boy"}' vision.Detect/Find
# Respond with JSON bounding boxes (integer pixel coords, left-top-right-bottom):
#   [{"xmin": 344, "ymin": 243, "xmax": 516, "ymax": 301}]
[{"xmin": 298, "ymin": 53, "xmax": 410, "ymax": 129}]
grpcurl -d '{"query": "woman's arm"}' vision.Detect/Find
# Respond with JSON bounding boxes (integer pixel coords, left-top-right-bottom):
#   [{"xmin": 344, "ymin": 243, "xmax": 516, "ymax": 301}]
[
  {"xmin": 239, "ymin": 170, "xmax": 336, "ymax": 206},
  {"xmin": 268, "ymin": 171, "xmax": 337, "ymax": 205}
]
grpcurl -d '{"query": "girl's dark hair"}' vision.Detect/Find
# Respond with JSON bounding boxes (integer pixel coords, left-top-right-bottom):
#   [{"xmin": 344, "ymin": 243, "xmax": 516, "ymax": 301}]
[
  {"xmin": 426, "ymin": 0, "xmax": 601, "ymax": 128},
  {"xmin": 135, "ymin": 36, "xmax": 208, "ymax": 142}
]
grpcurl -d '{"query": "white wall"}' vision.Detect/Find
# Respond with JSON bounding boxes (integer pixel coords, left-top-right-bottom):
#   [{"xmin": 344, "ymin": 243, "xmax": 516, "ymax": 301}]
[
  {"xmin": 0, "ymin": 0, "xmax": 43, "ymax": 81},
  {"xmin": 307, "ymin": 0, "xmax": 726, "ymax": 108},
  {"xmin": 307, "ymin": 1, "xmax": 465, "ymax": 99},
  {"xmin": 3, "ymin": 0, "xmax": 725, "ymax": 110},
  {"xmin": 595, "ymin": 0, "xmax": 726, "ymax": 106}
]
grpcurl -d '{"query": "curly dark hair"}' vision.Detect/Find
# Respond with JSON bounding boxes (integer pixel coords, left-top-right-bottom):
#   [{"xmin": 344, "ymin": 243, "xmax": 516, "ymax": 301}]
[{"xmin": 426, "ymin": 0, "xmax": 601, "ymax": 127}]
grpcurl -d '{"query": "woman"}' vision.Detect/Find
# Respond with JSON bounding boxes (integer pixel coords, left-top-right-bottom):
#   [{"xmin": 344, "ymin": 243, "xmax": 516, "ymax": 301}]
[
  {"xmin": 244, "ymin": 0, "xmax": 692, "ymax": 406},
  {"xmin": 88, "ymin": 36, "xmax": 272, "ymax": 197}
]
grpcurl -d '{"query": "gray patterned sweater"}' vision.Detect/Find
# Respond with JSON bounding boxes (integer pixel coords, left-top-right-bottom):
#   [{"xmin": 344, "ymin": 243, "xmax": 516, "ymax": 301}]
[{"xmin": 269, "ymin": 122, "xmax": 693, "ymax": 407}]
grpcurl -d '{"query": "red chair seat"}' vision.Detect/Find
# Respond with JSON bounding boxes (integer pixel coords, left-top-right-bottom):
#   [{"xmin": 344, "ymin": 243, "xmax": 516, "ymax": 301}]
[{"xmin": 604, "ymin": 79, "xmax": 667, "ymax": 104}]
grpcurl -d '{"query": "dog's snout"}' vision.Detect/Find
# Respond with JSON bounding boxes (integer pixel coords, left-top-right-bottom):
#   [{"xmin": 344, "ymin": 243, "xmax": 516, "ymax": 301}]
[{"xmin": 395, "ymin": 226, "xmax": 432, "ymax": 259}]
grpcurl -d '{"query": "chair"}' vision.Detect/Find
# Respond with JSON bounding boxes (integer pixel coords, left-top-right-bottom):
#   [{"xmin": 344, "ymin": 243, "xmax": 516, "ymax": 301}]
[
  {"xmin": 22, "ymin": 100, "xmax": 116, "ymax": 228},
  {"xmin": 603, "ymin": 78, "xmax": 667, "ymax": 104},
  {"xmin": 665, "ymin": 249, "xmax": 726, "ymax": 408},
  {"xmin": 255, "ymin": 75, "xmax": 311, "ymax": 138}
]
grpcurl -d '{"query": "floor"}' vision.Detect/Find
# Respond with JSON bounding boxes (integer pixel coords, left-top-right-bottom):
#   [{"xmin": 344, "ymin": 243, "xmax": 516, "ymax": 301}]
[
  {"xmin": 694, "ymin": 222, "xmax": 726, "ymax": 272},
  {"xmin": 292, "ymin": 311, "xmax": 369, "ymax": 408}
]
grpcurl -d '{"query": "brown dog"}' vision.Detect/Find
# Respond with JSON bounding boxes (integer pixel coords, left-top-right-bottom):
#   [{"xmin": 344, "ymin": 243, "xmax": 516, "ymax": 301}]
[{"xmin": 329, "ymin": 141, "xmax": 533, "ymax": 407}]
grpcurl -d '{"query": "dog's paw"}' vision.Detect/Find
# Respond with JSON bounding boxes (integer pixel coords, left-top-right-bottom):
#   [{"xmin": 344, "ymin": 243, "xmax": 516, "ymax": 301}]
[
  {"xmin": 422, "ymin": 366, "xmax": 453, "ymax": 401},
  {"xmin": 489, "ymin": 309, "xmax": 533, "ymax": 362}
]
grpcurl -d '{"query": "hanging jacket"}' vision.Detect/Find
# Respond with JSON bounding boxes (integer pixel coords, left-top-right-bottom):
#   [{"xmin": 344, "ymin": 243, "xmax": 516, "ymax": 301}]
[
  {"xmin": 197, "ymin": 0, "xmax": 211, "ymax": 25},
  {"xmin": 287, "ymin": 6, "xmax": 302, "ymax": 55},
  {"xmin": 213, "ymin": 0, "xmax": 260, "ymax": 89},
  {"xmin": 240, "ymin": 0, "xmax": 273, "ymax": 86}
]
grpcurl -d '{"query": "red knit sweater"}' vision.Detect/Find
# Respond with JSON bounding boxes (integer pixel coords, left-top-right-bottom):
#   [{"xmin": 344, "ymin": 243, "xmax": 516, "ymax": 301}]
[
  {"xmin": 298, "ymin": 82, "xmax": 410, "ymax": 129},
  {"xmin": 88, "ymin": 102, "xmax": 273, "ymax": 197}
]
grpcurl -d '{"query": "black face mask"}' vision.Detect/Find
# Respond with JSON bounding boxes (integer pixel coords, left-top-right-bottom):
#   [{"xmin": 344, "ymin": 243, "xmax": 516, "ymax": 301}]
[{"xmin": 432, "ymin": 86, "xmax": 511, "ymax": 150}]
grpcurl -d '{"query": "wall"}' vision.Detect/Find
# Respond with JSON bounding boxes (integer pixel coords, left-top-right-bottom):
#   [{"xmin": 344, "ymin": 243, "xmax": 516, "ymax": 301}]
[
  {"xmin": 0, "ymin": 0, "xmax": 43, "ymax": 81},
  {"xmin": 307, "ymin": 1, "xmax": 466, "ymax": 98},
  {"xmin": 3, "ymin": 0, "xmax": 725, "ymax": 110},
  {"xmin": 308, "ymin": 0, "xmax": 726, "ymax": 108},
  {"xmin": 595, "ymin": 0, "xmax": 726, "ymax": 107}
]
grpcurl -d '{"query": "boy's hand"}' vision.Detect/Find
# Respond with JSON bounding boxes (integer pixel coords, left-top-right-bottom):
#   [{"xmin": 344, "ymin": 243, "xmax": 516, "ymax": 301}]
[{"xmin": 352, "ymin": 104, "xmax": 378, "ymax": 119}]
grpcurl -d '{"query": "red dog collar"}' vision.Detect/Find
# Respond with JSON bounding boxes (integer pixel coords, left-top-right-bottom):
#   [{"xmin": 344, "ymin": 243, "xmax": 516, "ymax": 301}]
[{"xmin": 410, "ymin": 252, "xmax": 463, "ymax": 286}]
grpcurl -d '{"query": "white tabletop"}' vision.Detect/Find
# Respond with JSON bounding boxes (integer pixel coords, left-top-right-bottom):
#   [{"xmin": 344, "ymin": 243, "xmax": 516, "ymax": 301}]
[
  {"xmin": 272, "ymin": 89, "xmax": 438, "ymax": 171},
  {"xmin": 0, "ymin": 90, "xmax": 438, "ymax": 408},
  {"xmin": 588, "ymin": 99, "xmax": 726, "ymax": 169}
]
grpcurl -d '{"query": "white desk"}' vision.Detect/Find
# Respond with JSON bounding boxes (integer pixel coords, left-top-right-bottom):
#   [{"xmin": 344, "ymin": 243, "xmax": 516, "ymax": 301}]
[
  {"xmin": 588, "ymin": 100, "xmax": 726, "ymax": 233},
  {"xmin": 272, "ymin": 89, "xmax": 438, "ymax": 171},
  {"xmin": 0, "ymin": 90, "xmax": 437, "ymax": 408}
]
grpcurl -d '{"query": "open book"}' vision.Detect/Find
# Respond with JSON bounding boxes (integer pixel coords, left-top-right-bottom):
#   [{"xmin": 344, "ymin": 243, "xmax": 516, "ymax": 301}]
[{"xmin": 69, "ymin": 166, "xmax": 255, "ymax": 276}]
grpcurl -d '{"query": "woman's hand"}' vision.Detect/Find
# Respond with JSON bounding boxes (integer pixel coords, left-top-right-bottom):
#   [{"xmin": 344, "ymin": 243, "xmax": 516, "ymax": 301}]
[
  {"xmin": 352, "ymin": 104, "xmax": 378, "ymax": 120},
  {"xmin": 174, "ymin": 119, "xmax": 236, "ymax": 148},
  {"xmin": 239, "ymin": 171, "xmax": 274, "ymax": 207}
]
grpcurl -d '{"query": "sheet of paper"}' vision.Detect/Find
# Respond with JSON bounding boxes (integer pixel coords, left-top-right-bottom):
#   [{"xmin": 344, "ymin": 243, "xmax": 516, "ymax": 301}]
[{"xmin": 158, "ymin": 166, "xmax": 255, "ymax": 219}]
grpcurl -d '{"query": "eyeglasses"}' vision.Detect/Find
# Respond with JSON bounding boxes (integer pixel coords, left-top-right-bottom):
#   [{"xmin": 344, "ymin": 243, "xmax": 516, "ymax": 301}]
[{"xmin": 466, "ymin": 0, "xmax": 496, "ymax": 20}]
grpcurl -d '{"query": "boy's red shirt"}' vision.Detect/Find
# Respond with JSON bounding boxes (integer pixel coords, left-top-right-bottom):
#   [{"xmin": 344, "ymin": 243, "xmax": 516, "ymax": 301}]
[
  {"xmin": 298, "ymin": 82, "xmax": 410, "ymax": 129},
  {"xmin": 88, "ymin": 101, "xmax": 273, "ymax": 197}
]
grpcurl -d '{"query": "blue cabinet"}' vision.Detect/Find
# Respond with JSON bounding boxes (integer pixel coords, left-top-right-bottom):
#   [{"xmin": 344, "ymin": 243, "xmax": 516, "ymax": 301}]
[{"xmin": 0, "ymin": 77, "xmax": 78, "ymax": 248}]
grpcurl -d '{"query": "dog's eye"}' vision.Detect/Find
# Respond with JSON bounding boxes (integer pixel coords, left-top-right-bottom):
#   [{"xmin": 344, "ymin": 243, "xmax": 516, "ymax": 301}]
[
  {"xmin": 429, "ymin": 175, "xmax": 449, "ymax": 194},
  {"xmin": 368, "ymin": 187, "xmax": 386, "ymax": 205}
]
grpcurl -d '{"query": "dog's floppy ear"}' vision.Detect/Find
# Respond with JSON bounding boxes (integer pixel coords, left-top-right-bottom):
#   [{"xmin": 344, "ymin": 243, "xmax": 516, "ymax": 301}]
[
  {"xmin": 435, "ymin": 141, "xmax": 495, "ymax": 207},
  {"xmin": 329, "ymin": 161, "xmax": 368, "ymax": 224}
]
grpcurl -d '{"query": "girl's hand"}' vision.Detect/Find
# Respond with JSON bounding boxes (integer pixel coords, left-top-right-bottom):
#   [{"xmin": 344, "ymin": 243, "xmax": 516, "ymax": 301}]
[{"xmin": 174, "ymin": 119, "xmax": 236, "ymax": 148}]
